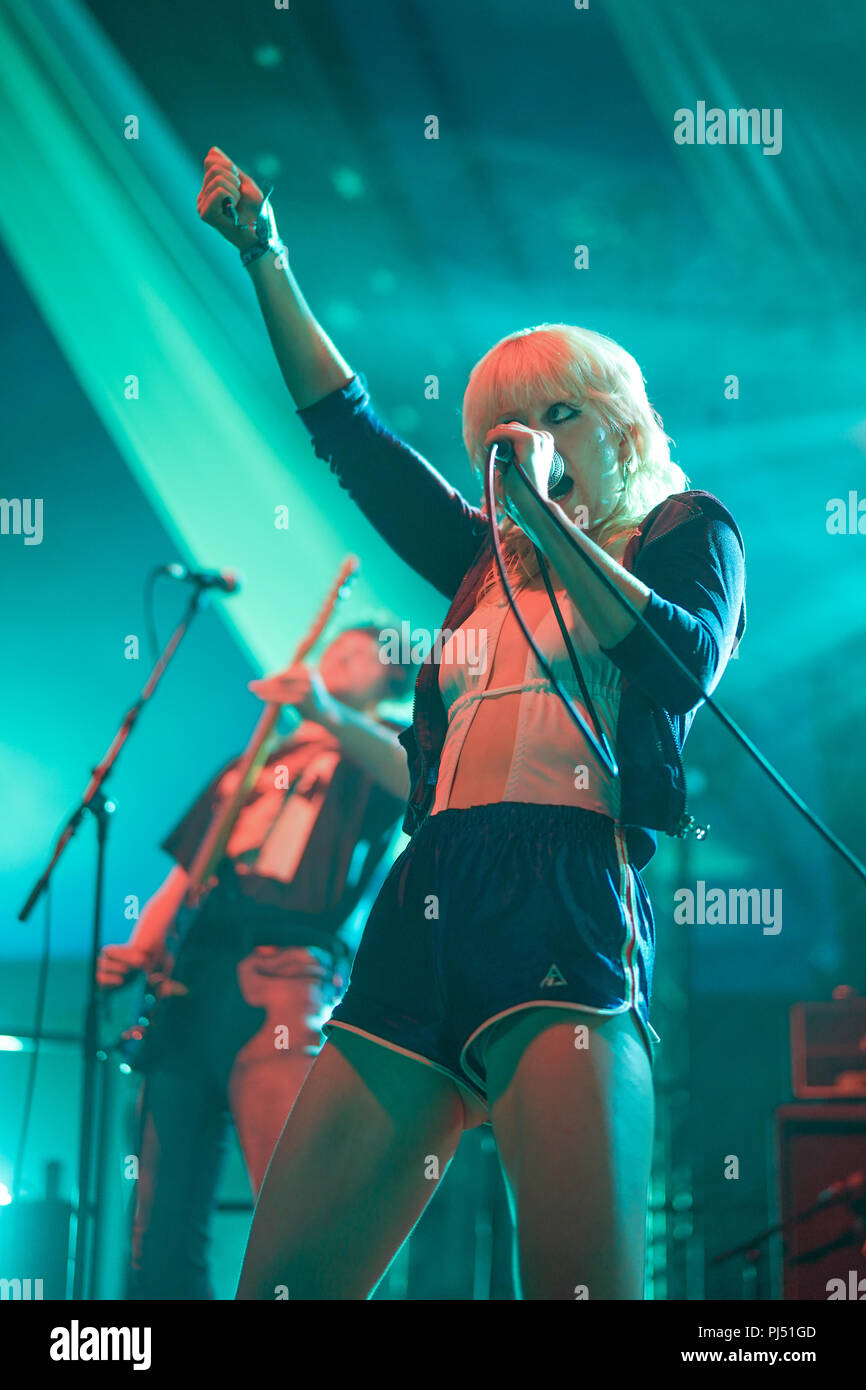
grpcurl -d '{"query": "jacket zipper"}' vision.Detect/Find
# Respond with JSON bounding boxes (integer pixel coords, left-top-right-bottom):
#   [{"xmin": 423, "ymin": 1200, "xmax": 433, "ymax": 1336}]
[{"xmin": 660, "ymin": 707, "xmax": 709, "ymax": 840}]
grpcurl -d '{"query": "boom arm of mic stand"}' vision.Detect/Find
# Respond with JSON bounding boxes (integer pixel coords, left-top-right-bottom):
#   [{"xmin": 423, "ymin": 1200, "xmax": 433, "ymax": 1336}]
[{"xmin": 18, "ymin": 583, "xmax": 209, "ymax": 922}]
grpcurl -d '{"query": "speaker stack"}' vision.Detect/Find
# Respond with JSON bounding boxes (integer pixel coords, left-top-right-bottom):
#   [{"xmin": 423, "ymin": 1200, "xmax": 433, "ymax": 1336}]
[{"xmin": 775, "ymin": 994, "xmax": 866, "ymax": 1300}]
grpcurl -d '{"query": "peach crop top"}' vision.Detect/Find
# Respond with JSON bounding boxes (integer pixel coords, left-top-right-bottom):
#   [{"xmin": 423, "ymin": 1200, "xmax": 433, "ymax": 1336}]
[{"xmin": 431, "ymin": 583, "xmax": 623, "ymax": 817}]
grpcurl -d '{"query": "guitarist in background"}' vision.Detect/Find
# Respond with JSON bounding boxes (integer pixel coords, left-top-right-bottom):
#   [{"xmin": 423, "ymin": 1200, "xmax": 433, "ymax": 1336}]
[{"xmin": 97, "ymin": 622, "xmax": 413, "ymax": 1299}]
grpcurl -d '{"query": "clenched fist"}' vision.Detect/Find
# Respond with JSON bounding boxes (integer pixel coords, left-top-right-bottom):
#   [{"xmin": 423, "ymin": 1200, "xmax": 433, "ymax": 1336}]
[{"xmin": 197, "ymin": 146, "xmax": 268, "ymax": 251}]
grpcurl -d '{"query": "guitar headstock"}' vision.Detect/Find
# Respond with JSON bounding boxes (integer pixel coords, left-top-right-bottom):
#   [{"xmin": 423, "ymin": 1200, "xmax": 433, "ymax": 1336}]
[{"xmin": 294, "ymin": 555, "xmax": 361, "ymax": 662}]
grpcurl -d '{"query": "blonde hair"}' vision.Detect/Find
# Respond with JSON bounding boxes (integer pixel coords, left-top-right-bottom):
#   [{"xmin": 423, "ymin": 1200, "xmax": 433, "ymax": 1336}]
[{"xmin": 462, "ymin": 323, "xmax": 689, "ymax": 601}]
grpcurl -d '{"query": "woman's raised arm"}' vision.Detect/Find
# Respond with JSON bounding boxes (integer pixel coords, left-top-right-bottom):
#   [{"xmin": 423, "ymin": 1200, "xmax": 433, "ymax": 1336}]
[
  {"xmin": 197, "ymin": 146, "xmax": 353, "ymax": 408},
  {"xmin": 197, "ymin": 147, "xmax": 487, "ymax": 596}
]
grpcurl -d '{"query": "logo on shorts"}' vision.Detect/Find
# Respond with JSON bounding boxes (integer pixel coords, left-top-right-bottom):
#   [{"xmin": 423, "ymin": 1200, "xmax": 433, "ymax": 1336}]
[{"xmin": 540, "ymin": 964, "xmax": 567, "ymax": 987}]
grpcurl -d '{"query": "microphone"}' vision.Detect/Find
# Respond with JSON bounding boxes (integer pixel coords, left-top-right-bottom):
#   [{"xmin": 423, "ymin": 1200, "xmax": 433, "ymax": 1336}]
[
  {"xmin": 160, "ymin": 563, "xmax": 242, "ymax": 594},
  {"xmin": 493, "ymin": 439, "xmax": 571, "ymax": 500}
]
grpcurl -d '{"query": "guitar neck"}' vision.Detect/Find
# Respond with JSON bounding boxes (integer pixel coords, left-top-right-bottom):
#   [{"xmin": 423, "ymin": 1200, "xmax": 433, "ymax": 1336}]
[
  {"xmin": 182, "ymin": 556, "xmax": 359, "ymax": 903},
  {"xmin": 184, "ymin": 702, "xmax": 282, "ymax": 898}
]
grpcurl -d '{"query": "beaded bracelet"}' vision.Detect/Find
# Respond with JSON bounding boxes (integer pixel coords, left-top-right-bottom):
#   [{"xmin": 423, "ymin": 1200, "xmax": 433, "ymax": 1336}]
[{"xmin": 240, "ymin": 238, "xmax": 287, "ymax": 268}]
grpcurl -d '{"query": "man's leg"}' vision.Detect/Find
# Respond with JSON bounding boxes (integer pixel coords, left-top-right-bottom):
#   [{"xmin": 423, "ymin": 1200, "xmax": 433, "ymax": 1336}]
[
  {"xmin": 129, "ymin": 1064, "xmax": 233, "ymax": 1299},
  {"xmin": 227, "ymin": 949, "xmax": 336, "ymax": 1193}
]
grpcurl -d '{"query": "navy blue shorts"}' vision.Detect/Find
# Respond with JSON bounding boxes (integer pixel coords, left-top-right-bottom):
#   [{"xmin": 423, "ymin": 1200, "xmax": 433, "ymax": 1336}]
[{"xmin": 322, "ymin": 802, "xmax": 659, "ymax": 1117}]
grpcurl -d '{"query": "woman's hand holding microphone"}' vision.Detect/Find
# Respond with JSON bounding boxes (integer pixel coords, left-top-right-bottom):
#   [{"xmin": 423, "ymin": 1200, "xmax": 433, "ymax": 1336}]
[{"xmin": 483, "ymin": 422, "xmax": 560, "ymax": 533}]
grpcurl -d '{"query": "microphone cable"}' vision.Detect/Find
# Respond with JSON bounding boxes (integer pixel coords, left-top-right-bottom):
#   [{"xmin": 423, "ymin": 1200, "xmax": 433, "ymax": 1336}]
[
  {"xmin": 483, "ymin": 451, "xmax": 619, "ymax": 779},
  {"xmin": 485, "ymin": 442, "xmax": 866, "ymax": 889}
]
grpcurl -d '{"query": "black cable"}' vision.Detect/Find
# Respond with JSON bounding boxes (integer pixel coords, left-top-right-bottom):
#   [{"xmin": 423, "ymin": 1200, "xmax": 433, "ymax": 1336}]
[
  {"xmin": 534, "ymin": 544, "xmax": 616, "ymax": 768},
  {"xmin": 12, "ymin": 881, "xmax": 52, "ymax": 1201},
  {"xmin": 483, "ymin": 454, "xmax": 619, "ymax": 779},
  {"xmin": 488, "ymin": 444, "xmax": 866, "ymax": 888}
]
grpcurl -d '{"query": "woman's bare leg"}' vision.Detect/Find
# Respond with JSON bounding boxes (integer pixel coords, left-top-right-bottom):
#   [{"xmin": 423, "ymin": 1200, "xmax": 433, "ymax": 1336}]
[
  {"xmin": 236, "ymin": 1027, "xmax": 482, "ymax": 1299},
  {"xmin": 483, "ymin": 1008, "xmax": 654, "ymax": 1300}
]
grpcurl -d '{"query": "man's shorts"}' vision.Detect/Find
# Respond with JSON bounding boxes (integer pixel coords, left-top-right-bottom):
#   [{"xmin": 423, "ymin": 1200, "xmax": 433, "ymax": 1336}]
[{"xmin": 322, "ymin": 801, "xmax": 659, "ymax": 1117}]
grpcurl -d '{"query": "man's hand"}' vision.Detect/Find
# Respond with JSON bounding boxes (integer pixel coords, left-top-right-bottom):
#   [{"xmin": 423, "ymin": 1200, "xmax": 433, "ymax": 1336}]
[
  {"xmin": 96, "ymin": 942, "xmax": 160, "ymax": 990},
  {"xmin": 197, "ymin": 146, "xmax": 267, "ymax": 252},
  {"xmin": 248, "ymin": 662, "xmax": 337, "ymax": 723}
]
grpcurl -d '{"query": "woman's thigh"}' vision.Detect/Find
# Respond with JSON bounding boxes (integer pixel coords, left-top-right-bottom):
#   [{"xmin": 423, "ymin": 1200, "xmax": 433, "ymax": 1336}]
[
  {"xmin": 483, "ymin": 1007, "xmax": 655, "ymax": 1301},
  {"xmin": 235, "ymin": 1027, "xmax": 470, "ymax": 1300}
]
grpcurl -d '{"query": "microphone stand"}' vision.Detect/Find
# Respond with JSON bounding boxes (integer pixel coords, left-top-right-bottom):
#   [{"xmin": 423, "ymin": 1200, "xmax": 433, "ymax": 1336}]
[{"xmin": 17, "ymin": 581, "xmax": 210, "ymax": 1299}]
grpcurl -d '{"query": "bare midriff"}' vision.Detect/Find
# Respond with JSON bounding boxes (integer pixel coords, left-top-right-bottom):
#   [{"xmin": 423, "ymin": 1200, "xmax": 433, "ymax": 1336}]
[{"xmin": 445, "ymin": 580, "xmax": 558, "ymax": 809}]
